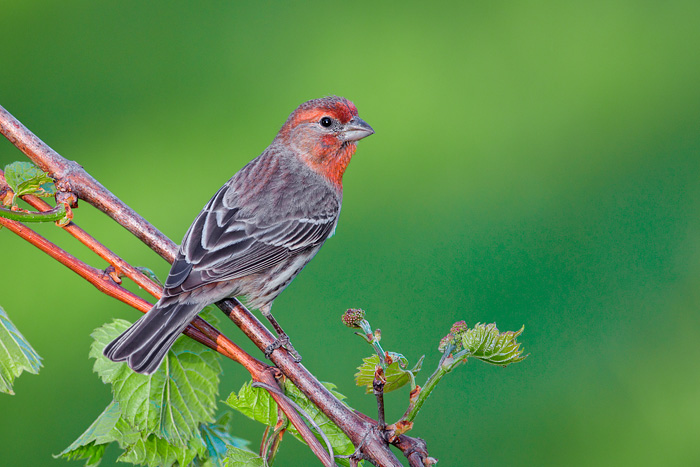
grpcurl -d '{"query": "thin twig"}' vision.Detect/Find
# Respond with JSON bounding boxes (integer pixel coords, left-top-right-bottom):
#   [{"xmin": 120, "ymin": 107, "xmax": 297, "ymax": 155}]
[
  {"xmin": 260, "ymin": 424, "xmax": 272, "ymax": 458},
  {"xmin": 263, "ymin": 420, "xmax": 287, "ymax": 464},
  {"xmin": 393, "ymin": 435, "xmax": 437, "ymax": 467},
  {"xmin": 354, "ymin": 410, "xmax": 435, "ymax": 466},
  {"xmin": 373, "ymin": 367, "xmax": 386, "ymax": 430}
]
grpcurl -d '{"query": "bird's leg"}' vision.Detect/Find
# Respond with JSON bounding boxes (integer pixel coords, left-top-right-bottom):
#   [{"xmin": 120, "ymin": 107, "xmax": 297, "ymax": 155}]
[{"xmin": 261, "ymin": 308, "xmax": 302, "ymax": 362}]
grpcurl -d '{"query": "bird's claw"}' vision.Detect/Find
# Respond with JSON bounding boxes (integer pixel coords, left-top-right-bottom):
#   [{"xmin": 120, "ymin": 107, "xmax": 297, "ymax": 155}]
[
  {"xmin": 264, "ymin": 335, "xmax": 288, "ymax": 358},
  {"xmin": 264, "ymin": 335, "xmax": 302, "ymax": 362}
]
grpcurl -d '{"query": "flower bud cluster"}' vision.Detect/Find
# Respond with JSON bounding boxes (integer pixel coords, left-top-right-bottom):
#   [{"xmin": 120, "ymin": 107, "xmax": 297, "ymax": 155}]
[
  {"xmin": 438, "ymin": 320, "xmax": 469, "ymax": 353},
  {"xmin": 342, "ymin": 308, "xmax": 366, "ymax": 328}
]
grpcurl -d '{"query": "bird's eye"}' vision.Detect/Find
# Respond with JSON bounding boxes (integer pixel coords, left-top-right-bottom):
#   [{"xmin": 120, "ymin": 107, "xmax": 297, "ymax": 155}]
[{"xmin": 320, "ymin": 116, "xmax": 333, "ymax": 128}]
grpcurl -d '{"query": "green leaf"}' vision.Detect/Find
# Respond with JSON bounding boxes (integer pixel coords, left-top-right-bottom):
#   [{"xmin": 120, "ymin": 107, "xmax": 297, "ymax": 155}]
[
  {"xmin": 459, "ymin": 323, "xmax": 528, "ymax": 367},
  {"xmin": 354, "ymin": 354, "xmax": 421, "ymax": 394},
  {"xmin": 37, "ymin": 180, "xmax": 56, "ymax": 197},
  {"xmin": 59, "ymin": 442, "xmax": 106, "ymax": 467},
  {"xmin": 223, "ymin": 447, "xmax": 265, "ymax": 467},
  {"xmin": 225, "ymin": 381, "xmax": 278, "ymax": 427},
  {"xmin": 60, "ymin": 399, "xmax": 220, "ymax": 467},
  {"xmin": 90, "ymin": 319, "xmax": 222, "ymax": 446},
  {"xmin": 61, "ymin": 319, "xmax": 227, "ymax": 466},
  {"xmin": 0, "ymin": 305, "xmax": 42, "ymax": 395},
  {"xmin": 198, "ymin": 412, "xmax": 250, "ymax": 467},
  {"xmin": 119, "ymin": 432, "xmax": 202, "ymax": 467},
  {"xmin": 3, "ymin": 161, "xmax": 55, "ymax": 202},
  {"xmin": 55, "ymin": 401, "xmax": 138, "ymax": 466}
]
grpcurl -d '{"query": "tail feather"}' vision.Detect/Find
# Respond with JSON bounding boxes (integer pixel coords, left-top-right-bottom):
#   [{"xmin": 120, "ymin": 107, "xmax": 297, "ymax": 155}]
[{"xmin": 103, "ymin": 298, "xmax": 202, "ymax": 374}]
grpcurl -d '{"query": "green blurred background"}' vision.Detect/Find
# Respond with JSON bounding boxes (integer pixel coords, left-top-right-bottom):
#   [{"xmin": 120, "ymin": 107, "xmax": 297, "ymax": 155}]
[{"xmin": 2, "ymin": 1, "xmax": 699, "ymax": 465}]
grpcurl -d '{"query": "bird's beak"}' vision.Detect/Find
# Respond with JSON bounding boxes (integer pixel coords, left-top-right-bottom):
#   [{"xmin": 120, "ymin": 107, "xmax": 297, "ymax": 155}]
[{"xmin": 342, "ymin": 116, "xmax": 375, "ymax": 142}]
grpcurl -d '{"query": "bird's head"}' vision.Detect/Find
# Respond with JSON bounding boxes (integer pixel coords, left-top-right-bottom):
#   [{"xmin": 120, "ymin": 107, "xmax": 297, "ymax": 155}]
[{"xmin": 278, "ymin": 96, "xmax": 374, "ymax": 187}]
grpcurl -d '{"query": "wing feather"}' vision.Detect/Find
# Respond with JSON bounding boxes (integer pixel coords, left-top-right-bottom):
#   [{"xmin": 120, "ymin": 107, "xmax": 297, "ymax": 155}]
[{"xmin": 163, "ymin": 151, "xmax": 340, "ymax": 295}]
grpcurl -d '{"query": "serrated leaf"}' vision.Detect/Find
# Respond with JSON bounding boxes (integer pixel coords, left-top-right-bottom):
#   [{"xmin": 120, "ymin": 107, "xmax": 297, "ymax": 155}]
[
  {"xmin": 223, "ymin": 447, "xmax": 265, "ymax": 467},
  {"xmin": 460, "ymin": 323, "xmax": 528, "ymax": 367},
  {"xmin": 119, "ymin": 433, "xmax": 201, "ymax": 467},
  {"xmin": 354, "ymin": 355, "xmax": 420, "ymax": 394},
  {"xmin": 90, "ymin": 319, "xmax": 221, "ymax": 446},
  {"xmin": 60, "ymin": 401, "xmax": 121, "ymax": 448},
  {"xmin": 61, "ymin": 319, "xmax": 228, "ymax": 466},
  {"xmin": 3, "ymin": 161, "xmax": 55, "ymax": 201},
  {"xmin": 60, "ymin": 399, "xmax": 215, "ymax": 467},
  {"xmin": 0, "ymin": 305, "xmax": 42, "ymax": 395},
  {"xmin": 59, "ymin": 441, "xmax": 106, "ymax": 467},
  {"xmin": 198, "ymin": 412, "xmax": 249, "ymax": 467},
  {"xmin": 224, "ymin": 381, "xmax": 278, "ymax": 427},
  {"xmin": 56, "ymin": 401, "xmax": 133, "ymax": 466}
]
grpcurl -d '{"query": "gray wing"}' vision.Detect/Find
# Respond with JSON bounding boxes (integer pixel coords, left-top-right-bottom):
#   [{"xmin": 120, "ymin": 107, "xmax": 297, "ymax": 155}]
[{"xmin": 163, "ymin": 158, "xmax": 340, "ymax": 295}]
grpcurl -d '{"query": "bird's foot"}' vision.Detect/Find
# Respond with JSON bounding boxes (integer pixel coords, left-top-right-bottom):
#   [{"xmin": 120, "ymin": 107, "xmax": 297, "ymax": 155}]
[{"xmin": 264, "ymin": 334, "xmax": 302, "ymax": 362}]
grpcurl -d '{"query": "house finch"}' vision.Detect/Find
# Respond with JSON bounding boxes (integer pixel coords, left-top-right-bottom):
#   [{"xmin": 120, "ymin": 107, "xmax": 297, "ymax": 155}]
[{"xmin": 104, "ymin": 96, "xmax": 374, "ymax": 374}]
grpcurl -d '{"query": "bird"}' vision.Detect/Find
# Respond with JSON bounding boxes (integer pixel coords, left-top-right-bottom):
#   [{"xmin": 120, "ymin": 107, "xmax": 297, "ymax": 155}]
[{"xmin": 103, "ymin": 96, "xmax": 374, "ymax": 374}]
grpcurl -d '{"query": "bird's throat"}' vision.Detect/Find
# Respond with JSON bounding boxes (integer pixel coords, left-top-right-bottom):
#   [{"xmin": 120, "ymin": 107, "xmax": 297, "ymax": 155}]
[{"xmin": 308, "ymin": 141, "xmax": 356, "ymax": 188}]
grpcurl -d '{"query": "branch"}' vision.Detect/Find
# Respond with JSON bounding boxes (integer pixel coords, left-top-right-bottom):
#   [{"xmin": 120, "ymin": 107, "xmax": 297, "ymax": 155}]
[
  {"xmin": 373, "ymin": 367, "xmax": 387, "ymax": 430},
  {"xmin": 0, "ymin": 103, "xmax": 427, "ymax": 466},
  {"xmin": 392, "ymin": 435, "xmax": 437, "ymax": 467},
  {"xmin": 354, "ymin": 411, "xmax": 436, "ymax": 467}
]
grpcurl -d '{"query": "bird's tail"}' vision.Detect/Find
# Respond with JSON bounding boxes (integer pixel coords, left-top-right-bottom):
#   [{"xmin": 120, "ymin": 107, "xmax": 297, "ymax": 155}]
[{"xmin": 103, "ymin": 297, "xmax": 201, "ymax": 374}]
